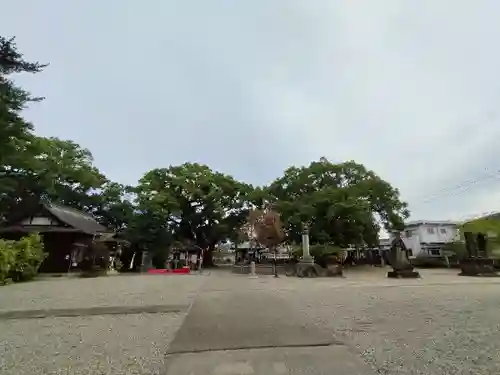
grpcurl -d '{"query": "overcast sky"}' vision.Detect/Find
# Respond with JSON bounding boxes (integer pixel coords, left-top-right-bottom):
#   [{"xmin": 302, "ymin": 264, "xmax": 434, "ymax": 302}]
[{"xmin": 3, "ymin": 1, "xmax": 500, "ymax": 222}]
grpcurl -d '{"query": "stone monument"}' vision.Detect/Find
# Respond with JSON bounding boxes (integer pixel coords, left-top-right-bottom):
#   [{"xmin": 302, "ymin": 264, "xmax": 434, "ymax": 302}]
[
  {"xmin": 248, "ymin": 261, "xmax": 258, "ymax": 278},
  {"xmin": 292, "ymin": 224, "xmax": 340, "ymax": 277},
  {"xmin": 459, "ymin": 232, "xmax": 498, "ymax": 276},
  {"xmin": 141, "ymin": 251, "xmax": 153, "ymax": 273},
  {"xmin": 300, "ymin": 224, "xmax": 314, "ymax": 264},
  {"xmin": 295, "ymin": 224, "xmax": 317, "ymax": 277},
  {"xmin": 387, "ymin": 232, "xmax": 420, "ymax": 278}
]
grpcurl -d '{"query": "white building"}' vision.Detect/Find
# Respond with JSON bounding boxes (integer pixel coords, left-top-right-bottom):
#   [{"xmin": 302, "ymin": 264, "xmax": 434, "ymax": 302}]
[
  {"xmin": 390, "ymin": 221, "xmax": 459, "ymax": 258},
  {"xmin": 378, "ymin": 238, "xmax": 392, "ymax": 251}
]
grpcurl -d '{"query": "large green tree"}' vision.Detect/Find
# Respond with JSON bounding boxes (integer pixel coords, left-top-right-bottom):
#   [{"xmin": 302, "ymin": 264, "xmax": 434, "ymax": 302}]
[
  {"xmin": 89, "ymin": 182, "xmax": 135, "ymax": 232},
  {"xmin": 0, "ymin": 37, "xmax": 111, "ymax": 221},
  {"xmin": 28, "ymin": 136, "xmax": 106, "ymax": 207},
  {"xmin": 0, "ymin": 36, "xmax": 46, "ymax": 167},
  {"xmin": 267, "ymin": 158, "xmax": 409, "ymax": 247},
  {"xmin": 136, "ymin": 163, "xmax": 253, "ymax": 265},
  {"xmin": 0, "ymin": 136, "xmax": 108, "ymax": 221},
  {"xmin": 0, "ymin": 37, "xmax": 47, "ymax": 220}
]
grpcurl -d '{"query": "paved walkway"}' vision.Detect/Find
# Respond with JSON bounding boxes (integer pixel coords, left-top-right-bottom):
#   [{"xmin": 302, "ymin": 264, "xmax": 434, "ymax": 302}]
[{"xmin": 1, "ymin": 268, "xmax": 500, "ymax": 374}]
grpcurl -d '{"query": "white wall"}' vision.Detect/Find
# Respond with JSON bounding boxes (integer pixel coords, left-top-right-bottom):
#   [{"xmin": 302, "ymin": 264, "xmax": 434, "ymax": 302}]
[
  {"xmin": 394, "ymin": 222, "xmax": 458, "ymax": 257},
  {"xmin": 389, "ymin": 231, "xmax": 421, "ymax": 257},
  {"xmin": 403, "ymin": 236, "xmax": 422, "ymax": 258},
  {"xmin": 413, "ymin": 224, "xmax": 458, "ymax": 243},
  {"xmin": 20, "ymin": 216, "xmax": 56, "ymax": 225}
]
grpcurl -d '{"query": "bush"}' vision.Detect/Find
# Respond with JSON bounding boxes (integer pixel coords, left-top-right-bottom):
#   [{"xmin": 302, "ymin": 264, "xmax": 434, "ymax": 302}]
[
  {"xmin": 0, "ymin": 240, "xmax": 16, "ymax": 284},
  {"xmin": 0, "ymin": 233, "xmax": 46, "ymax": 284},
  {"xmin": 442, "ymin": 241, "xmax": 466, "ymax": 258},
  {"xmin": 291, "ymin": 244, "xmax": 344, "ymax": 268}
]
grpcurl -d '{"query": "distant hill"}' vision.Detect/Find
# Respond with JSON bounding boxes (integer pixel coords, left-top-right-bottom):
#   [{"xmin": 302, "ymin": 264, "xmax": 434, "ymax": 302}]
[
  {"xmin": 481, "ymin": 212, "xmax": 500, "ymax": 221},
  {"xmin": 460, "ymin": 211, "xmax": 500, "ymax": 225},
  {"xmin": 461, "ymin": 214, "xmax": 500, "ymax": 237}
]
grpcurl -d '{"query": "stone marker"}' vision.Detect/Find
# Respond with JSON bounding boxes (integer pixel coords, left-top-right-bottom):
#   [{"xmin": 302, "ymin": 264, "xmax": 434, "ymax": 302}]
[
  {"xmin": 459, "ymin": 232, "xmax": 499, "ymax": 277},
  {"xmin": 141, "ymin": 251, "xmax": 153, "ymax": 273},
  {"xmin": 248, "ymin": 261, "xmax": 258, "ymax": 278},
  {"xmin": 300, "ymin": 224, "xmax": 314, "ymax": 264},
  {"xmin": 387, "ymin": 233, "xmax": 420, "ymax": 279}
]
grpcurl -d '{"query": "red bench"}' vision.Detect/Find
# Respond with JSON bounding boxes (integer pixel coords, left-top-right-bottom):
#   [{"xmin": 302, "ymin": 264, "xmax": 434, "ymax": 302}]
[{"xmin": 147, "ymin": 267, "xmax": 191, "ymax": 275}]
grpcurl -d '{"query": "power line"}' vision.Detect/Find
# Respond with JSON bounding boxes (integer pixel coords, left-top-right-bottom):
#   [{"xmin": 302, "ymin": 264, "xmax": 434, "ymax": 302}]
[
  {"xmin": 413, "ymin": 170, "xmax": 500, "ymax": 205},
  {"xmin": 419, "ymin": 171, "xmax": 498, "ymax": 201},
  {"xmin": 405, "ymin": 106, "xmax": 500, "ymax": 206},
  {"xmin": 407, "ymin": 171, "xmax": 500, "ymax": 223}
]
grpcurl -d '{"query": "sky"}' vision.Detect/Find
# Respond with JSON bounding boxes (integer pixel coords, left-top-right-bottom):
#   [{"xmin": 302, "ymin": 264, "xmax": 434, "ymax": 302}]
[{"xmin": 3, "ymin": 0, "xmax": 500, "ymax": 222}]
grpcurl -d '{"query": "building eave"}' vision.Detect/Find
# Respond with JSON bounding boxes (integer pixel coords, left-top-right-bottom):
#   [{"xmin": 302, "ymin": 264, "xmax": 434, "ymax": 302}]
[{"xmin": 405, "ymin": 220, "xmax": 458, "ymax": 227}]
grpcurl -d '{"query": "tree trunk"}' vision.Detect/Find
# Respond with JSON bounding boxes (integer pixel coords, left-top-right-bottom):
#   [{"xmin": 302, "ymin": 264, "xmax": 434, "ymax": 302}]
[
  {"xmin": 273, "ymin": 247, "xmax": 278, "ymax": 277},
  {"xmin": 202, "ymin": 247, "xmax": 215, "ymax": 268}
]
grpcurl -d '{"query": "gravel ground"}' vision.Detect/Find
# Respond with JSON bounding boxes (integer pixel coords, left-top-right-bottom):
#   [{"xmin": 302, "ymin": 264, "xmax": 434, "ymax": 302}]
[
  {"xmin": 0, "ymin": 274, "xmax": 205, "ymax": 313},
  {"xmin": 1, "ymin": 269, "xmax": 500, "ymax": 374},
  {"xmin": 0, "ymin": 274, "xmax": 205, "ymax": 375},
  {"xmin": 284, "ymin": 279, "xmax": 500, "ymax": 374},
  {"xmin": 0, "ymin": 313, "xmax": 184, "ymax": 375}
]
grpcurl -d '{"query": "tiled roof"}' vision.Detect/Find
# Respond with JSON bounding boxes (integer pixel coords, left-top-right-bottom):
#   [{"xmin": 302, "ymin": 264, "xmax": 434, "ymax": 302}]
[{"xmin": 44, "ymin": 202, "xmax": 108, "ymax": 235}]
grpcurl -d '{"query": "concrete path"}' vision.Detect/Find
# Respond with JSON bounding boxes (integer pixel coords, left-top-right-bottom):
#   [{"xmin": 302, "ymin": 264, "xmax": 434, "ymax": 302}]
[
  {"xmin": 164, "ymin": 275, "xmax": 377, "ymax": 374},
  {"xmin": 165, "ymin": 346, "xmax": 376, "ymax": 375},
  {"xmin": 166, "ymin": 288, "xmax": 338, "ymax": 354}
]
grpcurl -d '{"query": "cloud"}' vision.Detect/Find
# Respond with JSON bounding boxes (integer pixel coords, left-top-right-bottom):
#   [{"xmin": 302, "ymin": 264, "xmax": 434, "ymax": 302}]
[{"xmin": 4, "ymin": 0, "xmax": 500, "ymax": 221}]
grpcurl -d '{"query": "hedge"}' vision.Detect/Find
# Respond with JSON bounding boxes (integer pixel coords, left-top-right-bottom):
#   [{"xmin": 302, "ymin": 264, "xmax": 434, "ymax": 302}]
[{"xmin": 0, "ymin": 233, "xmax": 46, "ymax": 284}]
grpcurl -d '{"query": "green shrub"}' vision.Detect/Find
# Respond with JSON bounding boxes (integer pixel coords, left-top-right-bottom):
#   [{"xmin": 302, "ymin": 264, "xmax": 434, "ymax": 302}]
[
  {"xmin": 442, "ymin": 241, "xmax": 467, "ymax": 258},
  {"xmin": 0, "ymin": 233, "xmax": 46, "ymax": 284},
  {"xmin": 292, "ymin": 244, "xmax": 344, "ymax": 267},
  {"xmin": 0, "ymin": 239, "xmax": 16, "ymax": 284}
]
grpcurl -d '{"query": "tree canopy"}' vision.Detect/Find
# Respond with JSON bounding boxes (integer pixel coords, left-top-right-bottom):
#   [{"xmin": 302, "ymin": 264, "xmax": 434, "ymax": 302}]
[
  {"xmin": 0, "ymin": 36, "xmax": 46, "ymax": 167},
  {"xmin": 133, "ymin": 163, "xmax": 253, "ymax": 264},
  {"xmin": 267, "ymin": 159, "xmax": 409, "ymax": 247},
  {"xmin": 0, "ymin": 36, "xmax": 411, "ymax": 267},
  {"xmin": 249, "ymin": 209, "xmax": 285, "ymax": 250}
]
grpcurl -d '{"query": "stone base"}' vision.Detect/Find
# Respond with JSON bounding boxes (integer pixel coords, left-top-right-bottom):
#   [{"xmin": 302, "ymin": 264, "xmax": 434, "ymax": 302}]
[
  {"xmin": 387, "ymin": 270, "xmax": 421, "ymax": 279},
  {"xmin": 459, "ymin": 258, "xmax": 500, "ymax": 277},
  {"xmin": 293, "ymin": 263, "xmax": 343, "ymax": 278},
  {"xmin": 232, "ymin": 264, "xmax": 286, "ymax": 275},
  {"xmin": 296, "ymin": 263, "xmax": 318, "ymax": 278},
  {"xmin": 299, "ymin": 256, "xmax": 315, "ymax": 265},
  {"xmin": 325, "ymin": 264, "xmax": 343, "ymax": 277}
]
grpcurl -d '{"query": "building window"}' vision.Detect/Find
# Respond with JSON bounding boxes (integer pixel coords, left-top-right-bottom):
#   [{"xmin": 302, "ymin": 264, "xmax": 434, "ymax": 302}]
[
  {"xmin": 440, "ymin": 228, "xmax": 446, "ymax": 234},
  {"xmin": 427, "ymin": 227, "xmax": 435, "ymax": 234}
]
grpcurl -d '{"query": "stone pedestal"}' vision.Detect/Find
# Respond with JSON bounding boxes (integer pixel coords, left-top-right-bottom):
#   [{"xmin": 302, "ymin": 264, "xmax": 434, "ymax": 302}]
[
  {"xmin": 387, "ymin": 270, "xmax": 421, "ymax": 278},
  {"xmin": 299, "ymin": 257, "xmax": 314, "ymax": 265},
  {"xmin": 387, "ymin": 235, "xmax": 420, "ymax": 279},
  {"xmin": 248, "ymin": 261, "xmax": 258, "ymax": 278},
  {"xmin": 300, "ymin": 227, "xmax": 314, "ymax": 264},
  {"xmin": 459, "ymin": 258, "xmax": 499, "ymax": 277},
  {"xmin": 459, "ymin": 232, "xmax": 499, "ymax": 276},
  {"xmin": 141, "ymin": 251, "xmax": 153, "ymax": 273},
  {"xmin": 325, "ymin": 264, "xmax": 343, "ymax": 277},
  {"xmin": 296, "ymin": 263, "xmax": 319, "ymax": 278}
]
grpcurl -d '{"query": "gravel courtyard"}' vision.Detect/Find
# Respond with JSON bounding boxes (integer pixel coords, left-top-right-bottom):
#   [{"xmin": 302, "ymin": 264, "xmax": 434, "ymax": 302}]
[{"xmin": 1, "ymin": 268, "xmax": 500, "ymax": 374}]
